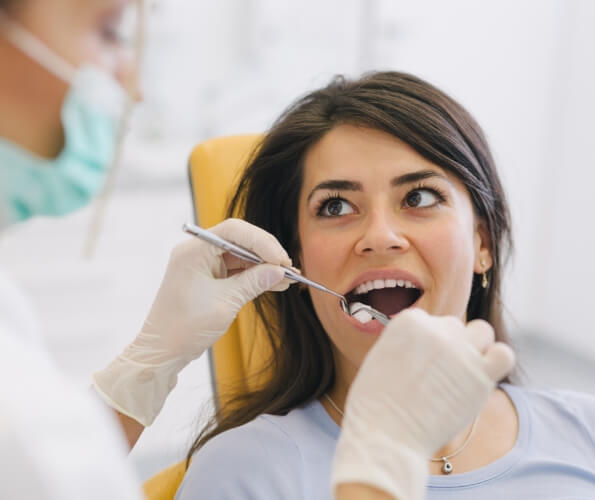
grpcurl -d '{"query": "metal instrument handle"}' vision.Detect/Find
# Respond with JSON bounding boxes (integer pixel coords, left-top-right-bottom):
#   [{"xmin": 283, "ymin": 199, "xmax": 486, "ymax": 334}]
[{"xmin": 182, "ymin": 222, "xmax": 388, "ymax": 324}]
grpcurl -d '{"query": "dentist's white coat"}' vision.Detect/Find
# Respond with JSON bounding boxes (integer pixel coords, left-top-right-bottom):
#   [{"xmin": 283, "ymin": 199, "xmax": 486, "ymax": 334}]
[{"xmin": 0, "ymin": 269, "xmax": 144, "ymax": 500}]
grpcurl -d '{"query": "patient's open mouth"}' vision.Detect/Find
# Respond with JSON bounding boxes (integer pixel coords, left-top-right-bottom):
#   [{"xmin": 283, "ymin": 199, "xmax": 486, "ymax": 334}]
[{"xmin": 344, "ymin": 278, "xmax": 423, "ymax": 319}]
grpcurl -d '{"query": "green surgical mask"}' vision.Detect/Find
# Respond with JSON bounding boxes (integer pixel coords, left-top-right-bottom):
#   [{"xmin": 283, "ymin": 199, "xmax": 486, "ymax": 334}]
[{"xmin": 0, "ymin": 12, "xmax": 128, "ymax": 228}]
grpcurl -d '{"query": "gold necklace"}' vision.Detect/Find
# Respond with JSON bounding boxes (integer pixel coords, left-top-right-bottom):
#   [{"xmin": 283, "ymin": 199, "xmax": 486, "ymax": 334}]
[{"xmin": 323, "ymin": 393, "xmax": 479, "ymax": 475}]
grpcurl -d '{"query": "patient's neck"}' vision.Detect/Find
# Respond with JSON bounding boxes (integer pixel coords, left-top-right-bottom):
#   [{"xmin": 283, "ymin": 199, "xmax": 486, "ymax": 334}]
[
  {"xmin": 428, "ymin": 388, "xmax": 518, "ymax": 475},
  {"xmin": 321, "ymin": 350, "xmax": 357, "ymax": 425},
  {"xmin": 320, "ymin": 354, "xmax": 518, "ymax": 476}
]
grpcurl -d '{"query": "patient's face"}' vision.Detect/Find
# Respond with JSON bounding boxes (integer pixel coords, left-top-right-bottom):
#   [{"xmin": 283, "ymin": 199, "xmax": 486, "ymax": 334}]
[{"xmin": 297, "ymin": 124, "xmax": 489, "ymax": 382}]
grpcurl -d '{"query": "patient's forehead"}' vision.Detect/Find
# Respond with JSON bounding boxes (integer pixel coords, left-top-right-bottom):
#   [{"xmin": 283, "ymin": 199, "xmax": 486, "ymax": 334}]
[{"xmin": 301, "ymin": 124, "xmax": 452, "ymax": 188}]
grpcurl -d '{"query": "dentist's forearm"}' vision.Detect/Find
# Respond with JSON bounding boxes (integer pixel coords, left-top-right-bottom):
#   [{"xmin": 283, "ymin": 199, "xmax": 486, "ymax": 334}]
[
  {"xmin": 91, "ymin": 386, "xmax": 145, "ymax": 449},
  {"xmin": 114, "ymin": 409, "xmax": 145, "ymax": 448}
]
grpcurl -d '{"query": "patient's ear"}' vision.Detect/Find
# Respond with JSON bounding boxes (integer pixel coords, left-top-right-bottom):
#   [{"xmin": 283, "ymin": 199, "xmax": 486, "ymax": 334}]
[{"xmin": 473, "ymin": 220, "xmax": 493, "ymax": 273}]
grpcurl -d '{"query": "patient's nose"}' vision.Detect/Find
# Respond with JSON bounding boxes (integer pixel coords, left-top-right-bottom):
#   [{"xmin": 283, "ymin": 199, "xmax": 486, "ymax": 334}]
[{"xmin": 354, "ymin": 211, "xmax": 410, "ymax": 255}]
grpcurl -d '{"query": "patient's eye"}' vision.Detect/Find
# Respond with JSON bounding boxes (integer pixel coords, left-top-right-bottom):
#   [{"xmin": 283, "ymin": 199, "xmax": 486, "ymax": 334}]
[
  {"xmin": 403, "ymin": 188, "xmax": 444, "ymax": 209},
  {"xmin": 317, "ymin": 197, "xmax": 354, "ymax": 217}
]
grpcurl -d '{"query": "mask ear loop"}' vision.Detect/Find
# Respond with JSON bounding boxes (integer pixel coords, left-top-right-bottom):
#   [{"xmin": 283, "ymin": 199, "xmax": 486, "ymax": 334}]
[
  {"xmin": 0, "ymin": 9, "xmax": 77, "ymax": 83},
  {"xmin": 82, "ymin": 0, "xmax": 146, "ymax": 259}
]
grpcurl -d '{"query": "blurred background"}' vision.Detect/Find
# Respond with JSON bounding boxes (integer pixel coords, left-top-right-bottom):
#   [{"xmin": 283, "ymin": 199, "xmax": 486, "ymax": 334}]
[{"xmin": 0, "ymin": 0, "xmax": 593, "ymax": 482}]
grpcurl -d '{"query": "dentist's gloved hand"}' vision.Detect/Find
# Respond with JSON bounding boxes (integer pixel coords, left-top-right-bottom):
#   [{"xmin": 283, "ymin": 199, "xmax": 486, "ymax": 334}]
[
  {"xmin": 93, "ymin": 218, "xmax": 291, "ymax": 426},
  {"xmin": 332, "ymin": 309, "xmax": 515, "ymax": 500}
]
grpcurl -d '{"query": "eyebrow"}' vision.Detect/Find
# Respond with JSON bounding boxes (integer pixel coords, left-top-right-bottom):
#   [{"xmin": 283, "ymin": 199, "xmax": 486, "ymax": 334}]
[{"xmin": 306, "ymin": 170, "xmax": 449, "ymax": 202}]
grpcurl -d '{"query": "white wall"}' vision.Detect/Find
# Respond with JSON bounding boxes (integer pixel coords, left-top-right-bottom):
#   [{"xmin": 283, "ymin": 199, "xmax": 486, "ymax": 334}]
[{"xmin": 1, "ymin": 0, "xmax": 593, "ymax": 480}]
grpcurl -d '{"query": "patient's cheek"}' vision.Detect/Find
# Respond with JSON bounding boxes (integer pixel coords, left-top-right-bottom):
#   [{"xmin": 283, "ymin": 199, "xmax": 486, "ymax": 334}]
[
  {"xmin": 420, "ymin": 219, "xmax": 476, "ymax": 316},
  {"xmin": 300, "ymin": 235, "xmax": 344, "ymax": 279}
]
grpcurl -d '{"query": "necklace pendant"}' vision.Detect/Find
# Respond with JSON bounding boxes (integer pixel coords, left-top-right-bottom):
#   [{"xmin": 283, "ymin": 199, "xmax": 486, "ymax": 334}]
[{"xmin": 441, "ymin": 458, "xmax": 453, "ymax": 474}]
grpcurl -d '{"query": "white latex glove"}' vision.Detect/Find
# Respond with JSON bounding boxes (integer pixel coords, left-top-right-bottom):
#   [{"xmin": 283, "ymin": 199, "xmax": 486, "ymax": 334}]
[
  {"xmin": 331, "ymin": 309, "xmax": 515, "ymax": 500},
  {"xmin": 93, "ymin": 218, "xmax": 292, "ymax": 426}
]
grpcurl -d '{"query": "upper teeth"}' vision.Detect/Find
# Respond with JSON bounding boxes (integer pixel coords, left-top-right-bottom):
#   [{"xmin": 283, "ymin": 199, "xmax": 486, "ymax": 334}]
[{"xmin": 353, "ymin": 279, "xmax": 417, "ymax": 295}]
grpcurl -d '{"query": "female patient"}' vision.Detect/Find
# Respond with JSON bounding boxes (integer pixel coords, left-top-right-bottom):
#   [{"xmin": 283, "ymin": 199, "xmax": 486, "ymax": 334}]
[{"xmin": 176, "ymin": 72, "xmax": 595, "ymax": 499}]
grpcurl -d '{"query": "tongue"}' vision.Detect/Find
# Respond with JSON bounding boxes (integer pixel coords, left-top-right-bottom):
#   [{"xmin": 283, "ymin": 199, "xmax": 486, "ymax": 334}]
[{"xmin": 367, "ymin": 288, "xmax": 416, "ymax": 316}]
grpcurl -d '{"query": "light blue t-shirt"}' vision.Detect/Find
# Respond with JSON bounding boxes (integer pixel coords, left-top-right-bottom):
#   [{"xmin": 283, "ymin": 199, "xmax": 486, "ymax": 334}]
[{"xmin": 175, "ymin": 384, "xmax": 595, "ymax": 499}]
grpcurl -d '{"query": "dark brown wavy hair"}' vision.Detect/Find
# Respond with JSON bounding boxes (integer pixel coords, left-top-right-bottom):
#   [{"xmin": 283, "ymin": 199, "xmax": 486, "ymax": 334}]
[{"xmin": 187, "ymin": 71, "xmax": 512, "ymax": 462}]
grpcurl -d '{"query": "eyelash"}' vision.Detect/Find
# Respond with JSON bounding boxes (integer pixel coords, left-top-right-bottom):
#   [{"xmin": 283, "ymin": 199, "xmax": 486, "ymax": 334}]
[
  {"xmin": 405, "ymin": 183, "xmax": 447, "ymax": 208},
  {"xmin": 315, "ymin": 192, "xmax": 348, "ymax": 216},
  {"xmin": 315, "ymin": 183, "xmax": 448, "ymax": 217}
]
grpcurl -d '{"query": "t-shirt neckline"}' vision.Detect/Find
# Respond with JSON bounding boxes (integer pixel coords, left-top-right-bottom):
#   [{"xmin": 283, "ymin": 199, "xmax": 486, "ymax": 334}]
[
  {"xmin": 313, "ymin": 383, "xmax": 530, "ymax": 489},
  {"xmin": 427, "ymin": 383, "xmax": 529, "ymax": 488}
]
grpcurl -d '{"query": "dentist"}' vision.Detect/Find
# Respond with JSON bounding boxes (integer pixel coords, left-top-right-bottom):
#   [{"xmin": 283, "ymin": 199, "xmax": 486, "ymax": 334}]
[{"xmin": 0, "ymin": 2, "xmax": 291, "ymax": 497}]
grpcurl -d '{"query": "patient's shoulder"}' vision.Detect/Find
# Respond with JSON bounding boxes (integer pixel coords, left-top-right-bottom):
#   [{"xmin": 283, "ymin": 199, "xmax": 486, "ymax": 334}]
[
  {"xmin": 506, "ymin": 384, "xmax": 595, "ymax": 444},
  {"xmin": 547, "ymin": 387, "xmax": 595, "ymax": 435},
  {"xmin": 199, "ymin": 410, "xmax": 305, "ymax": 464},
  {"xmin": 176, "ymin": 400, "xmax": 338, "ymax": 500},
  {"xmin": 517, "ymin": 384, "xmax": 595, "ymax": 417}
]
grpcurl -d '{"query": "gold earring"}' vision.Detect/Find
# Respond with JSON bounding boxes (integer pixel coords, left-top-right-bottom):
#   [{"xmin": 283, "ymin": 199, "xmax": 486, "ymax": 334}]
[{"xmin": 480, "ymin": 259, "xmax": 488, "ymax": 289}]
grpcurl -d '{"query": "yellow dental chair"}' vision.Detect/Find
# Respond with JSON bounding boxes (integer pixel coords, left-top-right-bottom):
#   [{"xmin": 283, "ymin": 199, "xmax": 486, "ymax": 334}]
[{"xmin": 142, "ymin": 134, "xmax": 270, "ymax": 500}]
